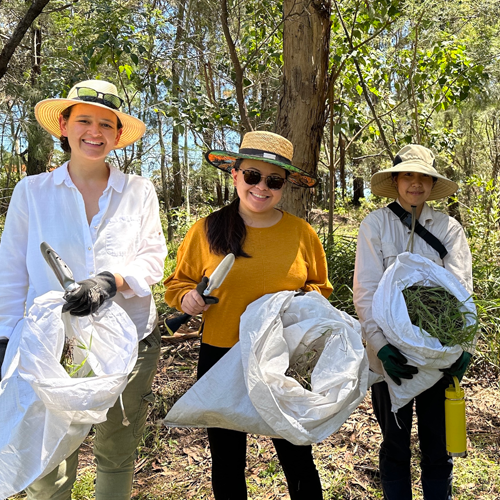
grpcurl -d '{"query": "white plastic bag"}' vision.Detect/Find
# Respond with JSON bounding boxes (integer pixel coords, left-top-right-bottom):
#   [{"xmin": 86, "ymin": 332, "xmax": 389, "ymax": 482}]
[
  {"xmin": 164, "ymin": 291, "xmax": 375, "ymax": 445},
  {"xmin": 372, "ymin": 252, "xmax": 476, "ymax": 412},
  {"xmin": 0, "ymin": 291, "xmax": 138, "ymax": 499}
]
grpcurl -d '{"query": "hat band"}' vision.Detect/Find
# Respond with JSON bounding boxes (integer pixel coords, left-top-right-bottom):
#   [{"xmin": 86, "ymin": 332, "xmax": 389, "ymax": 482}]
[
  {"xmin": 393, "ymin": 154, "xmax": 435, "ymax": 169},
  {"xmin": 239, "ymin": 148, "xmax": 292, "ymax": 166}
]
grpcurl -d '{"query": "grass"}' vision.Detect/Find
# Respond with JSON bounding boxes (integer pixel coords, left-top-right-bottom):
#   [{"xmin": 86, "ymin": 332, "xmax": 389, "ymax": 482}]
[
  {"xmin": 402, "ymin": 285, "xmax": 478, "ymax": 348},
  {"xmin": 71, "ymin": 468, "xmax": 95, "ymax": 500},
  {"xmin": 322, "ymin": 233, "xmax": 357, "ymax": 317}
]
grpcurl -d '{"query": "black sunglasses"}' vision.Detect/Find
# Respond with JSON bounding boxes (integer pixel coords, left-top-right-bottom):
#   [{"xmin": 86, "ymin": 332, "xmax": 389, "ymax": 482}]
[
  {"xmin": 75, "ymin": 87, "xmax": 124, "ymax": 110},
  {"xmin": 238, "ymin": 169, "xmax": 286, "ymax": 190}
]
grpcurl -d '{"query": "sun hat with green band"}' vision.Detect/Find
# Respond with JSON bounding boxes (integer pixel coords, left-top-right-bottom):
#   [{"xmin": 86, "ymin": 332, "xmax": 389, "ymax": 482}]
[
  {"xmin": 34, "ymin": 79, "xmax": 146, "ymax": 149},
  {"xmin": 371, "ymin": 144, "xmax": 458, "ymax": 201},
  {"xmin": 205, "ymin": 131, "xmax": 318, "ymax": 188}
]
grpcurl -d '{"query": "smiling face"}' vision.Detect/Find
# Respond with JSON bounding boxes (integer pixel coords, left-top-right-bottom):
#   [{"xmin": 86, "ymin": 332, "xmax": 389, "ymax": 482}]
[
  {"xmin": 393, "ymin": 171, "xmax": 435, "ymax": 212},
  {"xmin": 59, "ymin": 103, "xmax": 122, "ymax": 163},
  {"xmin": 231, "ymin": 159, "xmax": 287, "ymax": 220}
]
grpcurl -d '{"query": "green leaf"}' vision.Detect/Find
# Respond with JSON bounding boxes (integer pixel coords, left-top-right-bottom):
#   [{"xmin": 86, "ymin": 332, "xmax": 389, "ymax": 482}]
[
  {"xmin": 388, "ymin": 5, "xmax": 400, "ymax": 17},
  {"xmin": 119, "ymin": 64, "xmax": 133, "ymax": 79},
  {"xmin": 333, "ymin": 123, "xmax": 344, "ymax": 134}
]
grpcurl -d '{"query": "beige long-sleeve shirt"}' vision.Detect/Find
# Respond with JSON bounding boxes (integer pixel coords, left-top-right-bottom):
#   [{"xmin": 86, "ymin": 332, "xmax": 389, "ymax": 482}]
[{"xmin": 353, "ymin": 201, "xmax": 473, "ymax": 374}]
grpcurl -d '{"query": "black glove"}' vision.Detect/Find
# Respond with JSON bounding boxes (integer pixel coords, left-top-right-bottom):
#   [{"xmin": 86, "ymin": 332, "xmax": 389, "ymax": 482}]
[
  {"xmin": 377, "ymin": 344, "xmax": 419, "ymax": 386},
  {"xmin": 440, "ymin": 351, "xmax": 472, "ymax": 382},
  {"xmin": 62, "ymin": 271, "xmax": 117, "ymax": 316},
  {"xmin": 0, "ymin": 338, "xmax": 8, "ymax": 382}
]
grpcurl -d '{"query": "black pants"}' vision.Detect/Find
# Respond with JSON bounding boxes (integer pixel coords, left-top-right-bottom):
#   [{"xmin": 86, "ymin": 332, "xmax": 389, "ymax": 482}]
[
  {"xmin": 371, "ymin": 379, "xmax": 453, "ymax": 500},
  {"xmin": 198, "ymin": 342, "xmax": 323, "ymax": 500}
]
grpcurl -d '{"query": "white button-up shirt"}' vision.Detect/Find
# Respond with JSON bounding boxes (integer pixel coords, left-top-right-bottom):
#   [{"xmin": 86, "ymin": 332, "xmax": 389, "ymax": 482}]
[
  {"xmin": 353, "ymin": 201, "xmax": 473, "ymax": 374},
  {"xmin": 0, "ymin": 162, "xmax": 167, "ymax": 341}
]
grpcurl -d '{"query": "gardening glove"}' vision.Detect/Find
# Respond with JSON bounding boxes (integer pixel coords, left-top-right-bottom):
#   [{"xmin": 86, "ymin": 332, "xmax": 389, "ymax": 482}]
[
  {"xmin": 0, "ymin": 338, "xmax": 8, "ymax": 382},
  {"xmin": 62, "ymin": 271, "xmax": 117, "ymax": 317},
  {"xmin": 440, "ymin": 351, "xmax": 472, "ymax": 382},
  {"xmin": 377, "ymin": 344, "xmax": 419, "ymax": 386}
]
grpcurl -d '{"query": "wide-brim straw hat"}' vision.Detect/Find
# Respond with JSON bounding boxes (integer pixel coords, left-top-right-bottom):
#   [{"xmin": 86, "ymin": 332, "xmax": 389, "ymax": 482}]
[
  {"xmin": 371, "ymin": 144, "xmax": 458, "ymax": 201},
  {"xmin": 205, "ymin": 131, "xmax": 318, "ymax": 188},
  {"xmin": 34, "ymin": 80, "xmax": 146, "ymax": 149}
]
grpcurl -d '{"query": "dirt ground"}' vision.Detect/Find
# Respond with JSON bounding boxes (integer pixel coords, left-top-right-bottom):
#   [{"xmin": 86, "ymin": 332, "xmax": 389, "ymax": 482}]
[{"xmin": 48, "ymin": 315, "xmax": 500, "ymax": 499}]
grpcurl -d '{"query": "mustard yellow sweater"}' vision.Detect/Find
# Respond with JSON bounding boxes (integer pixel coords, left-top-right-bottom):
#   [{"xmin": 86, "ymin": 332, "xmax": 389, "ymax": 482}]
[{"xmin": 164, "ymin": 211, "xmax": 333, "ymax": 348}]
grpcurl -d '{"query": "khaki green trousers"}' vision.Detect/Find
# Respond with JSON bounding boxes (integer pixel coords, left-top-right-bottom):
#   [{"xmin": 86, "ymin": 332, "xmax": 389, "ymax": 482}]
[{"xmin": 26, "ymin": 327, "xmax": 161, "ymax": 500}]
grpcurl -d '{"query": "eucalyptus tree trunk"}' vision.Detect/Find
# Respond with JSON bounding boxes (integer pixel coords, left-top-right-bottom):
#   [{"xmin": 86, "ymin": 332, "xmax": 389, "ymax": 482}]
[
  {"xmin": 157, "ymin": 112, "xmax": 173, "ymax": 241},
  {"xmin": 352, "ymin": 177, "xmax": 364, "ymax": 206},
  {"xmin": 133, "ymin": 110, "xmax": 145, "ymax": 176},
  {"xmin": 171, "ymin": 0, "xmax": 186, "ymax": 208},
  {"xmin": 445, "ymin": 165, "xmax": 462, "ymax": 224},
  {"xmin": 276, "ymin": 0, "xmax": 332, "ymax": 219},
  {"xmin": 26, "ymin": 26, "xmax": 52, "ymax": 176},
  {"xmin": 339, "ymin": 133, "xmax": 346, "ymax": 199},
  {"xmin": 184, "ymin": 125, "xmax": 190, "ymax": 217}
]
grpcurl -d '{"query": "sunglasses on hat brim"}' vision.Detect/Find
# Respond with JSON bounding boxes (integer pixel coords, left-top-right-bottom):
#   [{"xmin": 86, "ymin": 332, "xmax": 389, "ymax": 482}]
[{"xmin": 74, "ymin": 87, "xmax": 124, "ymax": 110}]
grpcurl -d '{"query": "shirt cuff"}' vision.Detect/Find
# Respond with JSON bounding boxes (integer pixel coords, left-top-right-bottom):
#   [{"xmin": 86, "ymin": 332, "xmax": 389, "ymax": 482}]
[
  {"xmin": 365, "ymin": 329, "xmax": 389, "ymax": 355},
  {"xmin": 0, "ymin": 324, "xmax": 15, "ymax": 340},
  {"xmin": 115, "ymin": 267, "xmax": 153, "ymax": 299}
]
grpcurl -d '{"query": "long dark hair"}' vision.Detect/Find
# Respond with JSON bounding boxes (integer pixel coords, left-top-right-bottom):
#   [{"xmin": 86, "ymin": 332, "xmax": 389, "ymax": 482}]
[{"xmin": 205, "ymin": 159, "xmax": 250, "ymax": 258}]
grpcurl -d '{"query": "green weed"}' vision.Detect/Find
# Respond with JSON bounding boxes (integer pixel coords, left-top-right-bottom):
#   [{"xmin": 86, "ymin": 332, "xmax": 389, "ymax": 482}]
[
  {"xmin": 71, "ymin": 467, "xmax": 95, "ymax": 500},
  {"xmin": 323, "ymin": 234, "xmax": 357, "ymax": 317}
]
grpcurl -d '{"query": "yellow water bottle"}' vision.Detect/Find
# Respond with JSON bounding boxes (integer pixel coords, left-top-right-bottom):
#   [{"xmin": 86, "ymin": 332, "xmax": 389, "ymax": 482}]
[{"xmin": 444, "ymin": 376, "xmax": 467, "ymax": 457}]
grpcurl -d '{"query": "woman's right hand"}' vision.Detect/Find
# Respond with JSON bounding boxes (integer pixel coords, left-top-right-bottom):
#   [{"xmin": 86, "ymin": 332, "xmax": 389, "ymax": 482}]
[{"xmin": 181, "ymin": 289, "xmax": 211, "ymax": 316}]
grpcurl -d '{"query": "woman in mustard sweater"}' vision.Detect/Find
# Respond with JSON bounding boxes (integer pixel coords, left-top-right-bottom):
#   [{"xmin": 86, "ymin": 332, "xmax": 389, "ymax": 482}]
[{"xmin": 165, "ymin": 131, "xmax": 332, "ymax": 500}]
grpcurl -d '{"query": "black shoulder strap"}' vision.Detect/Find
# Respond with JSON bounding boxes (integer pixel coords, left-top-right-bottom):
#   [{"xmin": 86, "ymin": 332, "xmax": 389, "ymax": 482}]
[{"xmin": 387, "ymin": 202, "xmax": 448, "ymax": 259}]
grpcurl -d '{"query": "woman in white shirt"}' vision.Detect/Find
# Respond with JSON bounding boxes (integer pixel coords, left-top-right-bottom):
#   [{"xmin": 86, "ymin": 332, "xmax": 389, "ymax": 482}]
[
  {"xmin": 0, "ymin": 80, "xmax": 167, "ymax": 500},
  {"xmin": 353, "ymin": 144, "xmax": 473, "ymax": 500}
]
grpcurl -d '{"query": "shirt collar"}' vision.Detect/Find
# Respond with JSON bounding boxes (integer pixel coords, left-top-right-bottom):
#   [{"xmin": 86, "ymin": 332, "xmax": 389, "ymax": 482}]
[
  {"xmin": 389, "ymin": 199, "xmax": 435, "ymax": 224},
  {"xmin": 53, "ymin": 161, "xmax": 71, "ymax": 186},
  {"xmin": 419, "ymin": 202, "xmax": 434, "ymax": 224},
  {"xmin": 107, "ymin": 164, "xmax": 126, "ymax": 193},
  {"xmin": 52, "ymin": 161, "xmax": 126, "ymax": 193}
]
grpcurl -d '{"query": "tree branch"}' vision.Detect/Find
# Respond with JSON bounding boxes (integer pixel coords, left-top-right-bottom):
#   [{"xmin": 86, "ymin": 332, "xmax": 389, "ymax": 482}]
[
  {"xmin": 409, "ymin": 12, "xmax": 425, "ymax": 143},
  {"xmin": 43, "ymin": 1, "xmax": 79, "ymax": 14},
  {"xmin": 332, "ymin": 0, "xmax": 394, "ymax": 160},
  {"xmin": 0, "ymin": 0, "xmax": 52, "ymax": 80},
  {"xmin": 352, "ymin": 151, "xmax": 388, "ymax": 161},
  {"xmin": 220, "ymin": 0, "xmax": 253, "ymax": 133},
  {"xmin": 352, "ymin": 18, "xmax": 395, "ymax": 53}
]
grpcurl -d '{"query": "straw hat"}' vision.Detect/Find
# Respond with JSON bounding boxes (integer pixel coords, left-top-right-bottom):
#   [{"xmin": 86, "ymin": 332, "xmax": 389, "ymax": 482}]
[
  {"xmin": 205, "ymin": 131, "xmax": 318, "ymax": 188},
  {"xmin": 34, "ymin": 80, "xmax": 146, "ymax": 149},
  {"xmin": 371, "ymin": 144, "xmax": 458, "ymax": 200}
]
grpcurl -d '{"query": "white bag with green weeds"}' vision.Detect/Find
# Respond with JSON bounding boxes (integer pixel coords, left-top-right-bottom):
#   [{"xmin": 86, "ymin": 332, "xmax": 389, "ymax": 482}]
[
  {"xmin": 0, "ymin": 291, "xmax": 138, "ymax": 500},
  {"xmin": 372, "ymin": 252, "xmax": 477, "ymax": 412},
  {"xmin": 164, "ymin": 290, "xmax": 376, "ymax": 445}
]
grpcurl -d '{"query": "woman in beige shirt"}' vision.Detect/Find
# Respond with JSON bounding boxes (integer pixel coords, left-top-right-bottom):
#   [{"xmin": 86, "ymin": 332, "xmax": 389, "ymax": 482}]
[{"xmin": 353, "ymin": 144, "xmax": 473, "ymax": 500}]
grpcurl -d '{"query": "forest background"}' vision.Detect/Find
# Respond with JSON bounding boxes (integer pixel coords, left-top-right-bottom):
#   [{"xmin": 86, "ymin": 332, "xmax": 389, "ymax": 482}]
[{"xmin": 0, "ymin": 0, "xmax": 499, "ymax": 499}]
